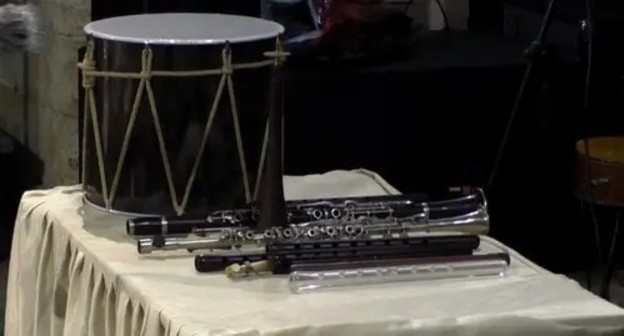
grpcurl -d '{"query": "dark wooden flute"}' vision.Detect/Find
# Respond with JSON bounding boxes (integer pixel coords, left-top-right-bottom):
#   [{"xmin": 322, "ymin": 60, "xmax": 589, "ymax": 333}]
[{"xmin": 194, "ymin": 234, "xmax": 482, "ymax": 274}]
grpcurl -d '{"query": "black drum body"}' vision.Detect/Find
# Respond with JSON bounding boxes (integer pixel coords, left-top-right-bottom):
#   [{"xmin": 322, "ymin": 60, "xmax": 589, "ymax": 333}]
[{"xmin": 81, "ymin": 14, "xmax": 284, "ymax": 216}]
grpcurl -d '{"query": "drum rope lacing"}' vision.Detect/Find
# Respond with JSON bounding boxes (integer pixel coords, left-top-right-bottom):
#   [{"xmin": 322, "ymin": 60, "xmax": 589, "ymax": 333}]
[{"xmin": 77, "ymin": 38, "xmax": 288, "ymax": 215}]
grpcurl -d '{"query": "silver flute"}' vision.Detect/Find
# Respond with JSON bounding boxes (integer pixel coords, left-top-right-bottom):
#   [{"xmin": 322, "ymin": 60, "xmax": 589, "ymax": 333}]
[
  {"xmin": 136, "ymin": 189, "xmax": 490, "ymax": 254},
  {"xmin": 127, "ymin": 192, "xmax": 432, "ymax": 237}
]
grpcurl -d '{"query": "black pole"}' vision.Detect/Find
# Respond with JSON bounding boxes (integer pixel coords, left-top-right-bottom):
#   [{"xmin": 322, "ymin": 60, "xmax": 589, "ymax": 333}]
[
  {"xmin": 487, "ymin": 0, "xmax": 604, "ymax": 285},
  {"xmin": 257, "ymin": 39, "xmax": 288, "ymax": 232},
  {"xmin": 599, "ymin": 210, "xmax": 621, "ymax": 300}
]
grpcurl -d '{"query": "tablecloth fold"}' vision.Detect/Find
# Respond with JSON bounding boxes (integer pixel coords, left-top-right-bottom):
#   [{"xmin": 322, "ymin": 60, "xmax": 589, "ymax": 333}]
[{"xmin": 5, "ymin": 169, "xmax": 624, "ymax": 336}]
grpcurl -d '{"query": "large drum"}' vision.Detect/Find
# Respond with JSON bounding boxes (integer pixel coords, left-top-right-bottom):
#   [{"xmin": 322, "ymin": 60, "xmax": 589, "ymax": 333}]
[
  {"xmin": 79, "ymin": 13, "xmax": 285, "ymax": 216},
  {"xmin": 574, "ymin": 136, "xmax": 624, "ymax": 207}
]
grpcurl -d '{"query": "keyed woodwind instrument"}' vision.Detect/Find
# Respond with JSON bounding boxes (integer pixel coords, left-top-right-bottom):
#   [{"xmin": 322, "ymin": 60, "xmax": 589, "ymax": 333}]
[
  {"xmin": 192, "ymin": 233, "xmax": 510, "ymax": 294},
  {"xmin": 194, "ymin": 234, "xmax": 482, "ymax": 274},
  {"xmin": 126, "ymin": 193, "xmax": 429, "ymax": 236},
  {"xmin": 135, "ymin": 189, "xmax": 489, "ymax": 254}
]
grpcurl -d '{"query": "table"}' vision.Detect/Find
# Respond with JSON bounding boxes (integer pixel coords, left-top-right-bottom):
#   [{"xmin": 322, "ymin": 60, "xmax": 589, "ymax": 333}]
[{"xmin": 5, "ymin": 169, "xmax": 624, "ymax": 336}]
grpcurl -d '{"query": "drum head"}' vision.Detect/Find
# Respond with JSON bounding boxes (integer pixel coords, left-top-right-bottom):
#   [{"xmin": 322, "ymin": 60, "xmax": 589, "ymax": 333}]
[{"xmin": 84, "ymin": 13, "xmax": 285, "ymax": 45}]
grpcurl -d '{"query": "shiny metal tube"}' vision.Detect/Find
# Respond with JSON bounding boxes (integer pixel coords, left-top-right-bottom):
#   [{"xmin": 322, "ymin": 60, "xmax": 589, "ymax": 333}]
[
  {"xmin": 289, "ymin": 253, "xmax": 509, "ymax": 293},
  {"xmin": 137, "ymin": 237, "xmax": 234, "ymax": 254}
]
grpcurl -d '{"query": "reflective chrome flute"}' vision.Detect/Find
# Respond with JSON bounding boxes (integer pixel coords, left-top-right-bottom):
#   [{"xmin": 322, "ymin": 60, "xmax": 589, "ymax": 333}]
[
  {"xmin": 136, "ymin": 189, "xmax": 490, "ymax": 254},
  {"xmin": 126, "ymin": 193, "xmax": 430, "ymax": 237}
]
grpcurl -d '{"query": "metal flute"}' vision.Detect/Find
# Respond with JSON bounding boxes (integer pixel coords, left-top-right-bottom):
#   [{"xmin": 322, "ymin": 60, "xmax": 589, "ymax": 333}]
[
  {"xmin": 126, "ymin": 193, "xmax": 430, "ymax": 236},
  {"xmin": 136, "ymin": 205, "xmax": 489, "ymax": 254},
  {"xmin": 127, "ymin": 190, "xmax": 483, "ymax": 237}
]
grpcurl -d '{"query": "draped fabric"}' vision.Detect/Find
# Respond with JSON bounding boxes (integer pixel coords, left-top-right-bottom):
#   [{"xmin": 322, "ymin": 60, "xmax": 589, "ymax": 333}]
[{"xmin": 5, "ymin": 169, "xmax": 624, "ymax": 336}]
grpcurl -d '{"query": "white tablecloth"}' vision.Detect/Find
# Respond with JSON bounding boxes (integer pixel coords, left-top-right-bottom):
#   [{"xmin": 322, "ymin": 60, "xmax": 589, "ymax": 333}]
[{"xmin": 5, "ymin": 169, "xmax": 624, "ymax": 336}]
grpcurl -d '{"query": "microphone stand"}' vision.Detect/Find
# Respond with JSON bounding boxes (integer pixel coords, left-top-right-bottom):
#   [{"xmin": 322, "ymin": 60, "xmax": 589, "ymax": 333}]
[
  {"xmin": 487, "ymin": 0, "xmax": 607, "ymax": 297},
  {"xmin": 488, "ymin": 0, "xmax": 557, "ymax": 188}
]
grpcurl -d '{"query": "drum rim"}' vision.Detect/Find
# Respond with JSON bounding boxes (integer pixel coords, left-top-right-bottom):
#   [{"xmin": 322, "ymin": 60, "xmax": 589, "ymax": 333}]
[
  {"xmin": 83, "ymin": 194, "xmax": 167, "ymax": 217},
  {"xmin": 84, "ymin": 13, "xmax": 285, "ymax": 45},
  {"xmin": 575, "ymin": 136, "xmax": 624, "ymax": 165}
]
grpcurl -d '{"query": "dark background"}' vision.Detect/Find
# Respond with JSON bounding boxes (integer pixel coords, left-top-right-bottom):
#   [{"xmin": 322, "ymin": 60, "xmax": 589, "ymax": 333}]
[{"xmin": 5, "ymin": 0, "xmax": 624, "ymax": 273}]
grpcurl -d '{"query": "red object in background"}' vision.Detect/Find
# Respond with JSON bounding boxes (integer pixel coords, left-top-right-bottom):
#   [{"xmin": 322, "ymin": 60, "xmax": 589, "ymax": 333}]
[
  {"xmin": 322, "ymin": 0, "xmax": 392, "ymax": 32},
  {"xmin": 304, "ymin": 0, "xmax": 413, "ymax": 61}
]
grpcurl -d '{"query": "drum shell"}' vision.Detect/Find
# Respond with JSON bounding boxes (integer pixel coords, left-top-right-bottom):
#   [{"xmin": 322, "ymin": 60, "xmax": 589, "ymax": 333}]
[
  {"xmin": 574, "ymin": 137, "xmax": 624, "ymax": 207},
  {"xmin": 82, "ymin": 37, "xmax": 275, "ymax": 216}
]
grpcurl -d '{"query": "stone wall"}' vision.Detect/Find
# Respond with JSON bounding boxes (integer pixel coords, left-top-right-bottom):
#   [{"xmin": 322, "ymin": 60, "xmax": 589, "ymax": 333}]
[
  {"xmin": 0, "ymin": 51, "xmax": 25, "ymax": 143},
  {"xmin": 36, "ymin": 0, "xmax": 90, "ymax": 185},
  {"xmin": 0, "ymin": 0, "xmax": 90, "ymax": 187}
]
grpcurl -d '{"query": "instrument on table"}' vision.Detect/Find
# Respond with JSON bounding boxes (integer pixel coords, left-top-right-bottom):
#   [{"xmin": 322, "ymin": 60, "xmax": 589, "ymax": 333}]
[
  {"xmin": 190, "ymin": 217, "xmax": 507, "ymax": 293},
  {"xmin": 574, "ymin": 136, "xmax": 624, "ymax": 207},
  {"xmin": 126, "ymin": 192, "xmax": 430, "ymax": 236},
  {"xmin": 78, "ymin": 13, "xmax": 285, "ymax": 216},
  {"xmin": 194, "ymin": 234, "xmax": 482, "ymax": 274},
  {"xmin": 288, "ymin": 252, "xmax": 510, "ymax": 293},
  {"xmin": 216, "ymin": 252, "xmax": 510, "ymax": 281},
  {"xmin": 193, "ymin": 232, "xmax": 509, "ymax": 293},
  {"xmin": 135, "ymin": 189, "xmax": 489, "ymax": 254}
]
